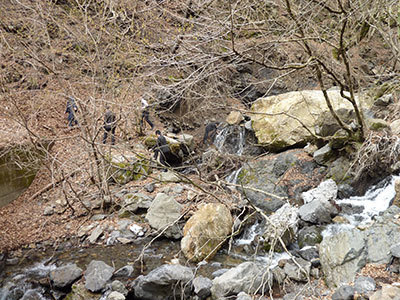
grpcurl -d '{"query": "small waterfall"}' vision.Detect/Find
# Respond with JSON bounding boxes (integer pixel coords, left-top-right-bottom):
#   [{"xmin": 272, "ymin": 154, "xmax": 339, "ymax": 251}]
[
  {"xmin": 214, "ymin": 127, "xmax": 229, "ymax": 151},
  {"xmin": 323, "ymin": 175, "xmax": 399, "ymax": 236},
  {"xmin": 236, "ymin": 126, "xmax": 245, "ymax": 156},
  {"xmin": 213, "ymin": 125, "xmax": 246, "ymax": 156},
  {"xmin": 225, "ymin": 167, "xmax": 242, "ymax": 184},
  {"xmin": 0, "ymin": 261, "xmax": 57, "ymax": 300}
]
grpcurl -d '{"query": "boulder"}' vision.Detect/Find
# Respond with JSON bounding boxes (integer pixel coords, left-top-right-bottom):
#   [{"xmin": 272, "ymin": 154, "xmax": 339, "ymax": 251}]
[
  {"xmin": 313, "ymin": 144, "xmax": 333, "ymax": 165},
  {"xmin": 84, "ymin": 260, "xmax": 115, "ymax": 292},
  {"xmin": 298, "ymin": 246, "xmax": 319, "ymax": 262},
  {"xmin": 370, "ymin": 284, "xmax": 400, "ymax": 300},
  {"xmin": 262, "ymin": 204, "xmax": 299, "ymax": 251},
  {"xmin": 390, "ymin": 119, "xmax": 400, "ymax": 135},
  {"xmin": 211, "ymin": 262, "xmax": 272, "ymax": 299},
  {"xmin": 391, "ymin": 179, "xmax": 400, "ymax": 207},
  {"xmin": 297, "ymin": 226, "xmax": 323, "ymax": 248},
  {"xmin": 145, "ymin": 193, "xmax": 183, "ymax": 239},
  {"xmin": 66, "ymin": 281, "xmax": 102, "ymax": 300},
  {"xmin": 50, "ymin": 263, "xmax": 83, "ymax": 289},
  {"xmin": 321, "ymin": 206, "xmax": 400, "ymax": 288},
  {"xmin": 181, "ymin": 203, "xmax": 233, "ymax": 262},
  {"xmin": 107, "ymin": 291, "xmax": 125, "ymax": 300},
  {"xmin": 111, "ymin": 280, "xmax": 128, "ymax": 296},
  {"xmin": 131, "ymin": 264, "xmax": 194, "ymax": 300},
  {"xmin": 226, "ymin": 111, "xmax": 244, "ymax": 125},
  {"xmin": 365, "ymin": 206, "xmax": 400, "ymax": 263},
  {"xmin": 120, "ymin": 192, "xmax": 152, "ymax": 215},
  {"xmin": 354, "ymin": 276, "xmax": 376, "ymax": 294},
  {"xmin": 113, "ymin": 265, "xmax": 134, "ymax": 278},
  {"xmin": 250, "ymin": 90, "xmax": 371, "ymax": 150},
  {"xmin": 106, "ymin": 154, "xmax": 151, "ymax": 184},
  {"xmin": 192, "ymin": 276, "xmax": 212, "ymax": 299},
  {"xmin": 283, "ymin": 257, "xmax": 311, "ymax": 282},
  {"xmin": 158, "ymin": 170, "xmax": 182, "ymax": 183},
  {"xmin": 88, "ymin": 225, "xmax": 103, "ymax": 244},
  {"xmin": 236, "ymin": 292, "xmax": 252, "ymax": 300},
  {"xmin": 301, "ymin": 179, "xmax": 338, "ymax": 204},
  {"xmin": 367, "ymin": 118, "xmax": 390, "ymax": 131},
  {"xmin": 331, "ymin": 285, "xmax": 355, "ymax": 300},
  {"xmin": 237, "ymin": 149, "xmax": 325, "ymax": 213},
  {"xmin": 298, "ymin": 198, "xmax": 339, "ymax": 224},
  {"xmin": 319, "ymin": 229, "xmax": 367, "ymax": 287},
  {"xmin": 375, "ymin": 94, "xmax": 393, "ymax": 106}
]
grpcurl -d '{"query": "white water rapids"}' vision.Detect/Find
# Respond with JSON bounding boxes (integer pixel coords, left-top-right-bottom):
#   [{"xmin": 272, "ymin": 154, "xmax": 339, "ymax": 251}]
[{"xmin": 323, "ymin": 175, "xmax": 399, "ymax": 236}]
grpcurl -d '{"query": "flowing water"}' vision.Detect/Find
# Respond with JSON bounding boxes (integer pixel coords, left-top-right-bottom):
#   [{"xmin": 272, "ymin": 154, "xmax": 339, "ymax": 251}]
[
  {"xmin": 323, "ymin": 175, "xmax": 399, "ymax": 236},
  {"xmin": 214, "ymin": 125, "xmax": 246, "ymax": 156}
]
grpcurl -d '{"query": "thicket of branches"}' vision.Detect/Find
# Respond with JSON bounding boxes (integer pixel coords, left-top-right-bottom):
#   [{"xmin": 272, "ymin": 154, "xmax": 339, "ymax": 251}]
[{"xmin": 0, "ymin": 0, "xmax": 399, "ymax": 219}]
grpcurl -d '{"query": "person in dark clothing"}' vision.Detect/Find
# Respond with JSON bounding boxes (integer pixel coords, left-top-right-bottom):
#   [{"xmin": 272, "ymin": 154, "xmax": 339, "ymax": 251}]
[
  {"xmin": 203, "ymin": 121, "xmax": 219, "ymax": 145},
  {"xmin": 102, "ymin": 108, "xmax": 117, "ymax": 145},
  {"xmin": 65, "ymin": 97, "xmax": 78, "ymax": 127},
  {"xmin": 153, "ymin": 130, "xmax": 170, "ymax": 171},
  {"xmin": 140, "ymin": 98, "xmax": 154, "ymax": 130}
]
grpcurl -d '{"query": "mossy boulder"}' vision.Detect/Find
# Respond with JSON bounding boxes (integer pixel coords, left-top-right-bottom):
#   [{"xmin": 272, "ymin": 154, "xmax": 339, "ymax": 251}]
[
  {"xmin": 366, "ymin": 118, "xmax": 390, "ymax": 131},
  {"xmin": 65, "ymin": 281, "xmax": 101, "ymax": 300},
  {"xmin": 250, "ymin": 90, "xmax": 372, "ymax": 151},
  {"xmin": 106, "ymin": 154, "xmax": 151, "ymax": 185},
  {"xmin": 144, "ymin": 133, "xmax": 193, "ymax": 159}
]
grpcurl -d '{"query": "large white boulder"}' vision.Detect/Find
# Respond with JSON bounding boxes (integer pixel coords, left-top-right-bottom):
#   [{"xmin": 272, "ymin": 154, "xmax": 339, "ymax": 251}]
[{"xmin": 250, "ymin": 90, "xmax": 372, "ymax": 150}]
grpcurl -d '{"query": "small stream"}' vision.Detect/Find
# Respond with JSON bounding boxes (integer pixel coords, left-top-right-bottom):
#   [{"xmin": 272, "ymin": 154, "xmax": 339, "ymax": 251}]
[
  {"xmin": 323, "ymin": 175, "xmax": 399, "ymax": 236},
  {"xmin": 2, "ymin": 128, "xmax": 399, "ymax": 299}
]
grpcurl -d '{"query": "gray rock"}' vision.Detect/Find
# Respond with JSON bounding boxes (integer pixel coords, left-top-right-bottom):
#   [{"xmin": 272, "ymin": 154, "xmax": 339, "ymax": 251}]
[
  {"xmin": 132, "ymin": 264, "xmax": 194, "ymax": 300},
  {"xmin": 366, "ymin": 206, "xmax": 400, "ymax": 263},
  {"xmin": 106, "ymin": 231, "xmax": 121, "ymax": 245},
  {"xmin": 113, "ymin": 265, "xmax": 134, "ymax": 278},
  {"xmin": 283, "ymin": 293, "xmax": 304, "ymax": 300},
  {"xmin": 107, "ymin": 291, "xmax": 125, "ymax": 300},
  {"xmin": 237, "ymin": 291, "xmax": 252, "ymax": 300},
  {"xmin": 117, "ymin": 220, "xmax": 131, "ymax": 231},
  {"xmin": 370, "ymin": 284, "xmax": 400, "ymax": 300},
  {"xmin": 211, "ymin": 262, "xmax": 272, "ymax": 298},
  {"xmin": 145, "ymin": 193, "xmax": 183, "ymax": 239},
  {"xmin": 121, "ymin": 192, "xmax": 152, "ymax": 214},
  {"xmin": 158, "ymin": 171, "xmax": 181, "ymax": 182},
  {"xmin": 319, "ymin": 228, "xmax": 366, "ymax": 287},
  {"xmin": 91, "ymin": 214, "xmax": 107, "ymax": 221},
  {"xmin": 193, "ymin": 276, "xmax": 212, "ymax": 299},
  {"xmin": 43, "ymin": 205, "xmax": 55, "ymax": 216},
  {"xmin": 390, "ymin": 119, "xmax": 400, "ymax": 135},
  {"xmin": 19, "ymin": 290, "xmax": 42, "ymax": 299},
  {"xmin": 111, "ymin": 280, "xmax": 128, "ymax": 296},
  {"xmin": 298, "ymin": 198, "xmax": 339, "ymax": 224},
  {"xmin": 212, "ymin": 269, "xmax": 229, "ymax": 278},
  {"xmin": 391, "ymin": 243, "xmax": 400, "ymax": 258},
  {"xmin": 238, "ymin": 150, "xmax": 324, "ymax": 213},
  {"xmin": 88, "ymin": 225, "xmax": 104, "ymax": 244},
  {"xmin": 271, "ymin": 266, "xmax": 286, "ymax": 285},
  {"xmin": 172, "ymin": 184, "xmax": 184, "ymax": 194},
  {"xmin": 354, "ymin": 276, "xmax": 376, "ymax": 294},
  {"xmin": 301, "ymin": 179, "xmax": 338, "ymax": 204},
  {"xmin": 262, "ymin": 204, "xmax": 299, "ymax": 250},
  {"xmin": 50, "ymin": 263, "xmax": 83, "ymax": 289},
  {"xmin": 283, "ymin": 257, "xmax": 311, "ymax": 282},
  {"xmin": 297, "ymin": 226, "xmax": 323, "ymax": 248},
  {"xmin": 313, "ymin": 143, "xmax": 333, "ymax": 165},
  {"xmin": 145, "ymin": 183, "xmax": 155, "ymax": 193},
  {"xmin": 298, "ymin": 246, "xmax": 319, "ymax": 262},
  {"xmin": 84, "ymin": 260, "xmax": 115, "ymax": 292},
  {"xmin": 331, "ymin": 285, "xmax": 355, "ymax": 300},
  {"xmin": 375, "ymin": 94, "xmax": 393, "ymax": 106}
]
